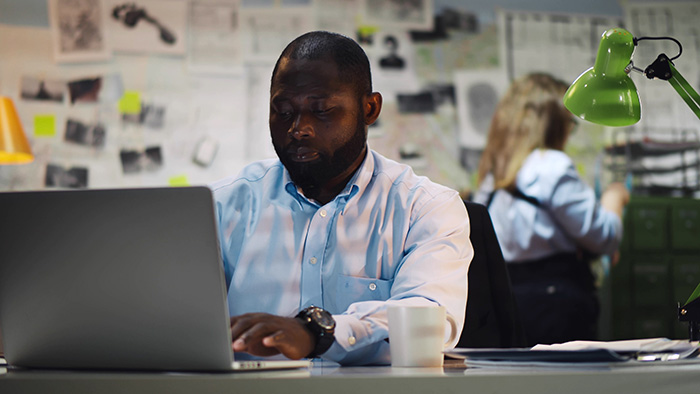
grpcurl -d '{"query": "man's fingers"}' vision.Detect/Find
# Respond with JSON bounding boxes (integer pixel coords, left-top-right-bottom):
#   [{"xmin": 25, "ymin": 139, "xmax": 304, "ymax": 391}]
[
  {"xmin": 263, "ymin": 323, "xmax": 315, "ymax": 360},
  {"xmin": 231, "ymin": 319, "xmax": 283, "ymax": 357},
  {"xmin": 230, "ymin": 313, "xmax": 269, "ymax": 341},
  {"xmin": 262, "ymin": 330, "xmax": 286, "ymax": 347},
  {"xmin": 229, "ymin": 314, "xmax": 313, "ymax": 359},
  {"xmin": 232, "ymin": 337, "xmax": 247, "ymax": 352}
]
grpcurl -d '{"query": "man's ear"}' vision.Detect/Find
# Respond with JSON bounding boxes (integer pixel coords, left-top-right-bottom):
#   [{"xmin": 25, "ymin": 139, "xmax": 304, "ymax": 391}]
[{"xmin": 363, "ymin": 92, "xmax": 383, "ymax": 126}]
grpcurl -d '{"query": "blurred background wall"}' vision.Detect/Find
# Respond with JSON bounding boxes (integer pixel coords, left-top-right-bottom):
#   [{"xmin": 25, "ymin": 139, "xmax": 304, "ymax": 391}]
[{"xmin": 1, "ymin": 0, "xmax": 696, "ymax": 198}]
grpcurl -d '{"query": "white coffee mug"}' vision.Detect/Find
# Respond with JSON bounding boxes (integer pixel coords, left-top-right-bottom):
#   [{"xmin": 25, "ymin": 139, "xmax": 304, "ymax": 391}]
[{"xmin": 387, "ymin": 305, "xmax": 458, "ymax": 367}]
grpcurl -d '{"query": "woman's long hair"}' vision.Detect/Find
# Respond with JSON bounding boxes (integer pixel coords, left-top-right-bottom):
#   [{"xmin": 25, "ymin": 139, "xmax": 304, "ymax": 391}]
[{"xmin": 477, "ymin": 73, "xmax": 574, "ymax": 191}]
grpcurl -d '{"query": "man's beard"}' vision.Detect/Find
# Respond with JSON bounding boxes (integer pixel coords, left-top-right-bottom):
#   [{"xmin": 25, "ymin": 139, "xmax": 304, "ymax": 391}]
[{"xmin": 276, "ymin": 121, "xmax": 366, "ymax": 195}]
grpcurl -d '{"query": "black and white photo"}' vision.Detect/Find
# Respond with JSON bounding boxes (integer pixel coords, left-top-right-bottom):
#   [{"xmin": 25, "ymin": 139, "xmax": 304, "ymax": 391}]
[
  {"xmin": 67, "ymin": 77, "xmax": 103, "ymax": 104},
  {"xmin": 64, "ymin": 118, "xmax": 106, "ymax": 147},
  {"xmin": 454, "ymin": 69, "xmax": 507, "ymax": 149},
  {"xmin": 361, "ymin": 0, "xmax": 433, "ymax": 31},
  {"xmin": 105, "ymin": 0, "xmax": 187, "ymax": 55},
  {"xmin": 45, "ymin": 164, "xmax": 89, "ymax": 188},
  {"xmin": 20, "ymin": 76, "xmax": 66, "ymax": 102},
  {"xmin": 120, "ymin": 146, "xmax": 163, "ymax": 174},
  {"xmin": 49, "ymin": 0, "xmax": 111, "ymax": 63},
  {"xmin": 121, "ymin": 103, "xmax": 166, "ymax": 128}
]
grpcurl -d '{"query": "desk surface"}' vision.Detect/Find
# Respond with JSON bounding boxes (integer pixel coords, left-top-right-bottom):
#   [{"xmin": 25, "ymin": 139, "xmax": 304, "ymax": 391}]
[{"xmin": 1, "ymin": 359, "xmax": 699, "ymax": 394}]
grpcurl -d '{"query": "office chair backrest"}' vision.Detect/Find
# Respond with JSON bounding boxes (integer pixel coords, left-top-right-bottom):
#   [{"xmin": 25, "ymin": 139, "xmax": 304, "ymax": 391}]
[{"xmin": 458, "ymin": 201, "xmax": 528, "ymax": 348}]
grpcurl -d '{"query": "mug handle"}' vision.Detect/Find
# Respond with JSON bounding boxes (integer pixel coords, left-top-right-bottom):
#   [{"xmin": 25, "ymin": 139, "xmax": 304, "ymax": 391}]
[{"xmin": 443, "ymin": 313, "xmax": 459, "ymax": 347}]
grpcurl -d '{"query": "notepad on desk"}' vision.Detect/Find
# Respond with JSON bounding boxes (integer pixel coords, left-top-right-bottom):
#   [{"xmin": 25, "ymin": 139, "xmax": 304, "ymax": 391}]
[{"xmin": 446, "ymin": 338, "xmax": 700, "ymax": 369}]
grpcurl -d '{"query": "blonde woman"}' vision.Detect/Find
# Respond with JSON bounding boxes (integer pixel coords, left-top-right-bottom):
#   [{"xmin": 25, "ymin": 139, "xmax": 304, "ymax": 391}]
[{"xmin": 473, "ymin": 73, "xmax": 629, "ymax": 346}]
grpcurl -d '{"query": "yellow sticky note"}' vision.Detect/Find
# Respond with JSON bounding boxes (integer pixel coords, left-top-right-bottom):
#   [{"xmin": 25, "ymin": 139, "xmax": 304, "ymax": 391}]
[
  {"xmin": 119, "ymin": 91, "xmax": 142, "ymax": 114},
  {"xmin": 168, "ymin": 175, "xmax": 190, "ymax": 187},
  {"xmin": 357, "ymin": 25, "xmax": 379, "ymax": 36},
  {"xmin": 34, "ymin": 114, "xmax": 56, "ymax": 137}
]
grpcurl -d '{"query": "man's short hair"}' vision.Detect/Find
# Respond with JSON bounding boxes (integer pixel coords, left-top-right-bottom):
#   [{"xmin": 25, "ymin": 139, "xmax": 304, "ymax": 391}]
[{"xmin": 271, "ymin": 31, "xmax": 373, "ymax": 97}]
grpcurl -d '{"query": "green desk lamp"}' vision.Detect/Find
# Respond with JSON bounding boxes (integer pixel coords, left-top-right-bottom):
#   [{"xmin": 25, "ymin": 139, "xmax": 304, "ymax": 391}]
[
  {"xmin": 563, "ymin": 27, "xmax": 700, "ymax": 126},
  {"xmin": 0, "ymin": 96, "xmax": 34, "ymax": 164}
]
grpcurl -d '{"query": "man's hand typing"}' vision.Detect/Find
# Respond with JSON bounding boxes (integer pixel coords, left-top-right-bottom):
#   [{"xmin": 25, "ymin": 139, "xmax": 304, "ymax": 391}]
[{"xmin": 229, "ymin": 313, "xmax": 315, "ymax": 360}]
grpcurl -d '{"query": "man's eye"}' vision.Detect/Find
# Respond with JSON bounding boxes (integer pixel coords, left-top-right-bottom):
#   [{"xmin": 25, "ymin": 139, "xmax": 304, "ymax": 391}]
[
  {"xmin": 276, "ymin": 109, "xmax": 293, "ymax": 118},
  {"xmin": 313, "ymin": 108, "xmax": 332, "ymax": 115}
]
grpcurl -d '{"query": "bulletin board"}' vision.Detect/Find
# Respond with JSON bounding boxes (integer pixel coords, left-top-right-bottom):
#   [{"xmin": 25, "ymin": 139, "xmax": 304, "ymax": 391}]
[
  {"xmin": 0, "ymin": 0, "xmax": 476, "ymax": 193},
  {"xmin": 1, "ymin": 0, "xmax": 697, "ymax": 196}
]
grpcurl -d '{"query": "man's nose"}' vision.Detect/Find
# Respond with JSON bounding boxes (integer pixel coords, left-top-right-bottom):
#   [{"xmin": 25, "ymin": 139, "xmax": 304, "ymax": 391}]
[{"xmin": 290, "ymin": 112, "xmax": 314, "ymax": 139}]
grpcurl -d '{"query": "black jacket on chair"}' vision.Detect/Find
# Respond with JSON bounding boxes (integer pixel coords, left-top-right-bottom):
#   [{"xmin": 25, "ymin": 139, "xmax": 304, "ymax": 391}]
[{"xmin": 457, "ymin": 201, "xmax": 528, "ymax": 348}]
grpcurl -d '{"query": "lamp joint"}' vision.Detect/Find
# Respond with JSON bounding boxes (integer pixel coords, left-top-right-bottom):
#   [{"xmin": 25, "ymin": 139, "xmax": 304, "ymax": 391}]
[{"xmin": 644, "ymin": 54, "xmax": 673, "ymax": 80}]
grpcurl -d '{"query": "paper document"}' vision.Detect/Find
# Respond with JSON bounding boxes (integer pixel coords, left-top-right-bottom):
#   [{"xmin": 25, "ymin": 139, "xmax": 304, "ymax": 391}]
[
  {"xmin": 446, "ymin": 338, "xmax": 700, "ymax": 369},
  {"xmin": 532, "ymin": 338, "xmax": 698, "ymax": 354}
]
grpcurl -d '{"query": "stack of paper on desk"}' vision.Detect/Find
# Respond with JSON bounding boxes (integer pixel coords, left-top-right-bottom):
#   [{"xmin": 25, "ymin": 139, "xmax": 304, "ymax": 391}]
[{"xmin": 446, "ymin": 338, "xmax": 700, "ymax": 369}]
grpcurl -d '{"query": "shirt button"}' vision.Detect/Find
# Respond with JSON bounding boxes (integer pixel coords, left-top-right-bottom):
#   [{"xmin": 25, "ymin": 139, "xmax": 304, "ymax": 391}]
[
  {"xmin": 368, "ymin": 283, "xmax": 377, "ymax": 291},
  {"xmin": 310, "ymin": 257, "xmax": 317, "ymax": 265},
  {"xmin": 319, "ymin": 210, "xmax": 327, "ymax": 217},
  {"xmin": 348, "ymin": 336, "xmax": 356, "ymax": 346}
]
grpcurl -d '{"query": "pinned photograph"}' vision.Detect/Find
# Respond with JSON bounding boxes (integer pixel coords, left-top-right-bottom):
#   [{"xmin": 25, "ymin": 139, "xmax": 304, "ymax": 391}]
[
  {"xmin": 45, "ymin": 164, "xmax": 89, "ymax": 188},
  {"xmin": 48, "ymin": 0, "xmax": 111, "ymax": 63},
  {"xmin": 361, "ymin": 0, "xmax": 434, "ymax": 31},
  {"xmin": 105, "ymin": 0, "xmax": 187, "ymax": 55},
  {"xmin": 67, "ymin": 77, "xmax": 102, "ymax": 104},
  {"xmin": 379, "ymin": 35, "xmax": 406, "ymax": 70},
  {"xmin": 20, "ymin": 76, "xmax": 66, "ymax": 102},
  {"xmin": 424, "ymin": 83, "xmax": 456, "ymax": 106},
  {"xmin": 396, "ymin": 83, "xmax": 455, "ymax": 114},
  {"xmin": 121, "ymin": 102, "xmax": 166, "ymax": 128},
  {"xmin": 120, "ymin": 146, "xmax": 163, "ymax": 174},
  {"xmin": 141, "ymin": 103, "xmax": 166, "ymax": 128},
  {"xmin": 64, "ymin": 118, "xmax": 106, "ymax": 147},
  {"xmin": 397, "ymin": 92, "xmax": 435, "ymax": 113},
  {"xmin": 441, "ymin": 7, "xmax": 478, "ymax": 32},
  {"xmin": 454, "ymin": 69, "xmax": 507, "ymax": 149},
  {"xmin": 367, "ymin": 31, "xmax": 420, "ymax": 101}
]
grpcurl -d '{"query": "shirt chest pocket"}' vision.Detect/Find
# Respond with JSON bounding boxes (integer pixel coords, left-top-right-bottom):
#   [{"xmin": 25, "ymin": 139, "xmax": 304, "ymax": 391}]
[{"xmin": 335, "ymin": 275, "xmax": 392, "ymax": 312}]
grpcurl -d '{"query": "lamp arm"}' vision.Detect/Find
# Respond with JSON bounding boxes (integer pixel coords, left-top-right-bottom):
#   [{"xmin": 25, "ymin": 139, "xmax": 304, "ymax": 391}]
[
  {"xmin": 667, "ymin": 61, "xmax": 700, "ymax": 120},
  {"xmin": 645, "ymin": 54, "xmax": 700, "ymax": 120}
]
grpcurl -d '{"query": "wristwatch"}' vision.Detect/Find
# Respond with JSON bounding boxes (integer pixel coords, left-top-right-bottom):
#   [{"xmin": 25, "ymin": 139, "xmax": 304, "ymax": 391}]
[{"xmin": 295, "ymin": 306, "xmax": 336, "ymax": 358}]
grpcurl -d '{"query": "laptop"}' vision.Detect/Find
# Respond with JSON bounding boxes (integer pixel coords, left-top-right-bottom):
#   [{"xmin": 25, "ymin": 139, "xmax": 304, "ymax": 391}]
[{"xmin": 0, "ymin": 186, "xmax": 310, "ymax": 372}]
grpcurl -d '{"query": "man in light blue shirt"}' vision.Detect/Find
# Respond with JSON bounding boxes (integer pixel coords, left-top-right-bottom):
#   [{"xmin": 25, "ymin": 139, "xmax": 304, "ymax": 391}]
[{"xmin": 211, "ymin": 31, "xmax": 473, "ymax": 365}]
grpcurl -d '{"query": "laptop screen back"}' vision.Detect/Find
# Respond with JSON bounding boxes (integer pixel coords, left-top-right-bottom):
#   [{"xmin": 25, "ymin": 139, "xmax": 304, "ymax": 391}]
[{"xmin": 0, "ymin": 187, "xmax": 234, "ymax": 371}]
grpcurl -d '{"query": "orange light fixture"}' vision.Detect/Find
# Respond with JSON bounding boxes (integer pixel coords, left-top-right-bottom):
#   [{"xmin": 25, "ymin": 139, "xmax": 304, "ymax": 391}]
[{"xmin": 0, "ymin": 96, "xmax": 33, "ymax": 164}]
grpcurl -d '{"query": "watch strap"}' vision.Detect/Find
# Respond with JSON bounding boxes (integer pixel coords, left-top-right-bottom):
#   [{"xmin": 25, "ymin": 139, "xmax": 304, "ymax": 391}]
[{"xmin": 295, "ymin": 306, "xmax": 336, "ymax": 358}]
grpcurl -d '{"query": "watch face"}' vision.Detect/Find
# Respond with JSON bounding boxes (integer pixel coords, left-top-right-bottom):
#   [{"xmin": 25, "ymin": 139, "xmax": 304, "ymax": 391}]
[{"xmin": 311, "ymin": 308, "xmax": 335, "ymax": 330}]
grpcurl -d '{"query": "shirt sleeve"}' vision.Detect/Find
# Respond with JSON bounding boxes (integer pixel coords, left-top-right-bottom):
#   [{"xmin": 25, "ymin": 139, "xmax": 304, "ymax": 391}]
[
  {"xmin": 321, "ymin": 191, "xmax": 473, "ymax": 365},
  {"xmin": 545, "ymin": 160, "xmax": 623, "ymax": 256}
]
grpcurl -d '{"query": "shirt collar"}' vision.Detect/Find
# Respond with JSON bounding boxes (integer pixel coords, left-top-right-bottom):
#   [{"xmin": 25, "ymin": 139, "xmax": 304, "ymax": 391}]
[{"xmin": 282, "ymin": 147, "xmax": 375, "ymax": 209}]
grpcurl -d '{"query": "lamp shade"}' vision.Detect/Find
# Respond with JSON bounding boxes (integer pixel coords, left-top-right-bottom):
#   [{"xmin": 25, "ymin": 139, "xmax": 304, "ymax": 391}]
[
  {"xmin": 0, "ymin": 96, "xmax": 33, "ymax": 164},
  {"xmin": 563, "ymin": 28, "xmax": 641, "ymax": 127}
]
